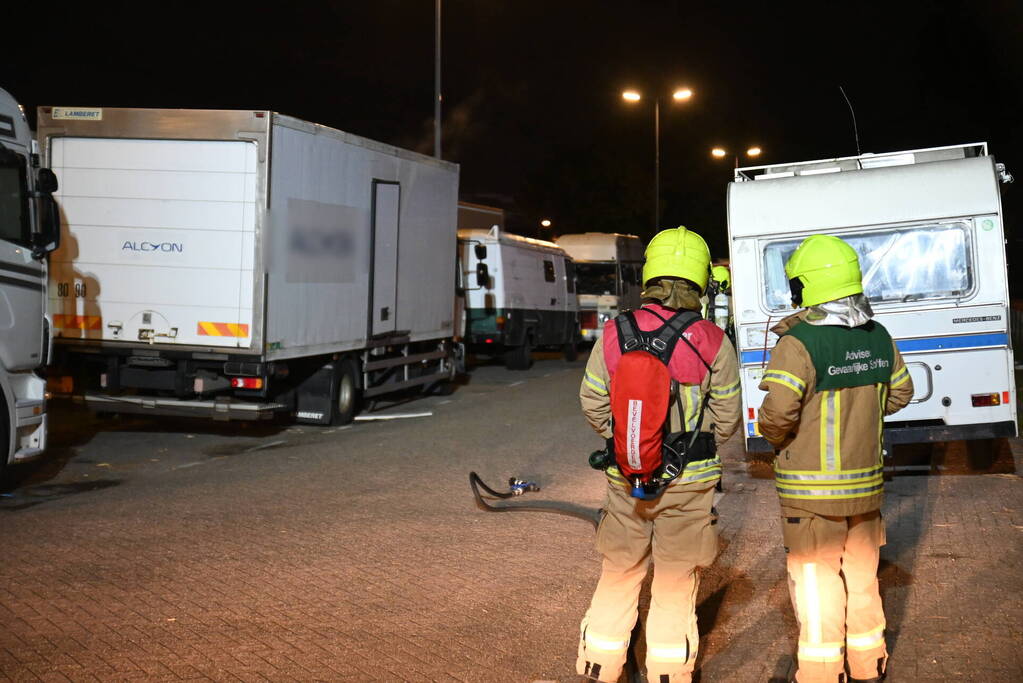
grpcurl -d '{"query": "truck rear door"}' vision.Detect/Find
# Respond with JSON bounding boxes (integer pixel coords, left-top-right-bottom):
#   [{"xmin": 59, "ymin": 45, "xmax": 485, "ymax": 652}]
[{"xmin": 48, "ymin": 137, "xmax": 257, "ymax": 349}]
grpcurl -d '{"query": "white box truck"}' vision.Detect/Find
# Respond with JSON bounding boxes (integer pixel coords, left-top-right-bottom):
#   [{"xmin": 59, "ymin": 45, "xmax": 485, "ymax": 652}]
[
  {"xmin": 728, "ymin": 143, "xmax": 1017, "ymax": 452},
  {"xmin": 37, "ymin": 106, "xmax": 459, "ymax": 425},
  {"xmin": 0, "ymin": 87, "xmax": 61, "ymax": 475},
  {"xmin": 458, "ymin": 226, "xmax": 579, "ymax": 369},
  {"xmin": 554, "ymin": 232, "xmax": 644, "ymax": 342}
]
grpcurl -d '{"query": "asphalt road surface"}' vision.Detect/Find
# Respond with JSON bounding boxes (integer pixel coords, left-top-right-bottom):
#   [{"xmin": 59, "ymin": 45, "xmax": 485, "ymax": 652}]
[{"xmin": 1, "ymin": 352, "xmax": 1021, "ymax": 682}]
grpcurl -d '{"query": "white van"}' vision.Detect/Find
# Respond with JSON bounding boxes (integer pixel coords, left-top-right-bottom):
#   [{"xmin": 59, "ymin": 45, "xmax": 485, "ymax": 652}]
[
  {"xmin": 728, "ymin": 143, "xmax": 1017, "ymax": 452},
  {"xmin": 555, "ymin": 232, "xmax": 644, "ymax": 342},
  {"xmin": 458, "ymin": 227, "xmax": 579, "ymax": 370}
]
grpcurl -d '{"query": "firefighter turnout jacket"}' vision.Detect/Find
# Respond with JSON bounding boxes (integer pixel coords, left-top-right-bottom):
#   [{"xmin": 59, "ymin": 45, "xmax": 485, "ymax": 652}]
[
  {"xmin": 758, "ymin": 311, "xmax": 914, "ymax": 517},
  {"xmin": 580, "ymin": 303, "xmax": 742, "ymax": 487}
]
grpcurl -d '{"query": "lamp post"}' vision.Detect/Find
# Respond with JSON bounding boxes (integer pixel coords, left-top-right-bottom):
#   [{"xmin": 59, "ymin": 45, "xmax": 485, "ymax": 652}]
[
  {"xmin": 434, "ymin": 0, "xmax": 442, "ymax": 159},
  {"xmin": 711, "ymin": 145, "xmax": 763, "ymax": 168},
  {"xmin": 622, "ymin": 87, "xmax": 693, "ymax": 232}
]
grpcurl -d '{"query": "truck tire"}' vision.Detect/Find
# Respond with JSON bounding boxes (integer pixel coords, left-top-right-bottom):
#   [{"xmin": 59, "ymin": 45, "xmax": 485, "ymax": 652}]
[
  {"xmin": 504, "ymin": 338, "xmax": 533, "ymax": 371},
  {"xmin": 331, "ymin": 358, "xmax": 361, "ymax": 426}
]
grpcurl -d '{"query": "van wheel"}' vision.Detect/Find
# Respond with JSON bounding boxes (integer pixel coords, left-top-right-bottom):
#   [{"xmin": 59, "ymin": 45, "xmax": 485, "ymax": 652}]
[
  {"xmin": 562, "ymin": 338, "xmax": 579, "ymax": 362},
  {"xmin": 331, "ymin": 358, "xmax": 361, "ymax": 426},
  {"xmin": 504, "ymin": 340, "xmax": 533, "ymax": 371}
]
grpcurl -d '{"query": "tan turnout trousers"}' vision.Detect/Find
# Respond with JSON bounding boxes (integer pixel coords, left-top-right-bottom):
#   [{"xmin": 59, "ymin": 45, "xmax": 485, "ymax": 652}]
[
  {"xmin": 783, "ymin": 511, "xmax": 888, "ymax": 682},
  {"xmin": 577, "ymin": 482, "xmax": 717, "ymax": 683}
]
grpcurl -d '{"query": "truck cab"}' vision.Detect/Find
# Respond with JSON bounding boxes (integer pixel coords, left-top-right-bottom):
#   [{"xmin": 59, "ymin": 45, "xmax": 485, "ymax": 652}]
[
  {"xmin": 555, "ymin": 232, "xmax": 644, "ymax": 342},
  {"xmin": 0, "ymin": 87, "xmax": 61, "ymax": 475}
]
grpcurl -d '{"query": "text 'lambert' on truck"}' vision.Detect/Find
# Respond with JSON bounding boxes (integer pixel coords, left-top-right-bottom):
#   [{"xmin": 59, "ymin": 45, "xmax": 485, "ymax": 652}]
[
  {"xmin": 458, "ymin": 226, "xmax": 579, "ymax": 370},
  {"xmin": 728, "ymin": 142, "xmax": 1017, "ymax": 452},
  {"xmin": 38, "ymin": 106, "xmax": 459, "ymax": 425},
  {"xmin": 554, "ymin": 232, "xmax": 644, "ymax": 343},
  {"xmin": 0, "ymin": 88, "xmax": 61, "ymax": 475}
]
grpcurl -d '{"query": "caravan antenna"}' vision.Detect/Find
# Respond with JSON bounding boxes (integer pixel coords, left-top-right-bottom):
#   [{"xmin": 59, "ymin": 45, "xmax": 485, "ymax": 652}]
[{"xmin": 838, "ymin": 86, "xmax": 862, "ymax": 156}]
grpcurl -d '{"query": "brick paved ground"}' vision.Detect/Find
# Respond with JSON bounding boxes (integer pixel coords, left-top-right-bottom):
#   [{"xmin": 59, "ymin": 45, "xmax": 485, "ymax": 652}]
[{"xmin": 0, "ymin": 355, "xmax": 1021, "ymax": 682}]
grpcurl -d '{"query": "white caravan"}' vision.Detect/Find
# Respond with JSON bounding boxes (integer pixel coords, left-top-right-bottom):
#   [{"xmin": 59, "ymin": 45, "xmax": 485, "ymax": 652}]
[
  {"xmin": 555, "ymin": 232, "xmax": 644, "ymax": 342},
  {"xmin": 37, "ymin": 106, "xmax": 458, "ymax": 425},
  {"xmin": 0, "ymin": 88, "xmax": 61, "ymax": 474},
  {"xmin": 728, "ymin": 143, "xmax": 1017, "ymax": 452},
  {"xmin": 458, "ymin": 227, "xmax": 579, "ymax": 369}
]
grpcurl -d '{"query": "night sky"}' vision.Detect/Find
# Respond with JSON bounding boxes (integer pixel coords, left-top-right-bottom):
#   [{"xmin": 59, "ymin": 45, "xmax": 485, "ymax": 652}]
[{"xmin": 4, "ymin": 1, "xmax": 1022, "ymax": 270}]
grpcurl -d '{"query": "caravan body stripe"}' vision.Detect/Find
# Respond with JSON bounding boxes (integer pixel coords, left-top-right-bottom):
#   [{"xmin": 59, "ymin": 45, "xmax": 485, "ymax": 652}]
[{"xmin": 741, "ymin": 332, "xmax": 1010, "ymax": 365}]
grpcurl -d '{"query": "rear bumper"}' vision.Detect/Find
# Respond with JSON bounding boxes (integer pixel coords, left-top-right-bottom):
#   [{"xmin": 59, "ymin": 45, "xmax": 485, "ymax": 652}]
[{"xmin": 745, "ymin": 420, "xmax": 1019, "ymax": 453}]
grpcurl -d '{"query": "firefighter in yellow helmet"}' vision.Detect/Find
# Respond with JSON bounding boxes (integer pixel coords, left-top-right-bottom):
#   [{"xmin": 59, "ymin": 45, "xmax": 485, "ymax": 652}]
[
  {"xmin": 577, "ymin": 227, "xmax": 741, "ymax": 682},
  {"xmin": 757, "ymin": 235, "xmax": 914, "ymax": 683},
  {"xmin": 709, "ymin": 264, "xmax": 733, "ymax": 337}
]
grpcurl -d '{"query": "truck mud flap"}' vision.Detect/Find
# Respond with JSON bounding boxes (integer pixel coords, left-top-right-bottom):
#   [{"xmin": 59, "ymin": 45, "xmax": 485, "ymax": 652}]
[{"xmin": 81, "ymin": 394, "xmax": 285, "ymax": 421}]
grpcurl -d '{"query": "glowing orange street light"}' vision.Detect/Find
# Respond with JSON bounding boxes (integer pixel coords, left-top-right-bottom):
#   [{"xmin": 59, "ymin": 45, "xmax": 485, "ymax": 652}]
[
  {"xmin": 621, "ymin": 86, "xmax": 695, "ymax": 231},
  {"xmin": 540, "ymin": 219, "xmax": 552, "ymax": 228},
  {"xmin": 711, "ymin": 147, "xmax": 727, "ymax": 158}
]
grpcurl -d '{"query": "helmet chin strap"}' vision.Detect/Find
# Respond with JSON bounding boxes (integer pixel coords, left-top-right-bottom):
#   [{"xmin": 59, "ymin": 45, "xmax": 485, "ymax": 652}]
[{"xmin": 788, "ymin": 277, "xmax": 805, "ymax": 307}]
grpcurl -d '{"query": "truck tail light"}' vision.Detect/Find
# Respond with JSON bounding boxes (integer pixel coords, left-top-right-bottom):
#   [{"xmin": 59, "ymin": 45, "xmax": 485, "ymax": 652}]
[
  {"xmin": 971, "ymin": 392, "xmax": 1001, "ymax": 407},
  {"xmin": 580, "ymin": 311, "xmax": 598, "ymax": 329},
  {"xmin": 231, "ymin": 377, "xmax": 264, "ymax": 390},
  {"xmin": 495, "ymin": 315, "xmax": 506, "ymax": 330}
]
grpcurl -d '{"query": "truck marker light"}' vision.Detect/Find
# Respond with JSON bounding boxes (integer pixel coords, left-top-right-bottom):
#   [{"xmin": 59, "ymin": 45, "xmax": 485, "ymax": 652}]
[
  {"xmin": 748, "ymin": 407, "xmax": 755, "ymax": 420},
  {"xmin": 496, "ymin": 315, "xmax": 506, "ymax": 329},
  {"xmin": 971, "ymin": 392, "xmax": 1001, "ymax": 407},
  {"xmin": 231, "ymin": 377, "xmax": 264, "ymax": 389},
  {"xmin": 197, "ymin": 322, "xmax": 250, "ymax": 337}
]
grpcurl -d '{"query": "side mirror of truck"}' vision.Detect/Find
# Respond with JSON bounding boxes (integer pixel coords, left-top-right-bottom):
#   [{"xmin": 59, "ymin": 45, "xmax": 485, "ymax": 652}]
[
  {"xmin": 32, "ymin": 174, "xmax": 61, "ymax": 259},
  {"xmin": 474, "ymin": 244, "xmax": 487, "ymax": 260},
  {"xmin": 37, "ymin": 168, "xmax": 58, "ymax": 194},
  {"xmin": 475, "ymin": 263, "xmax": 490, "ymax": 288}
]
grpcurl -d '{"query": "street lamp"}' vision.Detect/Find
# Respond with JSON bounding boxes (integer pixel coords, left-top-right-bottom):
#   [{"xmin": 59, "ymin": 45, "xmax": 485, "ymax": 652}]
[
  {"xmin": 622, "ymin": 86, "xmax": 694, "ymax": 232},
  {"xmin": 710, "ymin": 145, "xmax": 764, "ymax": 167},
  {"xmin": 540, "ymin": 219, "xmax": 552, "ymax": 228}
]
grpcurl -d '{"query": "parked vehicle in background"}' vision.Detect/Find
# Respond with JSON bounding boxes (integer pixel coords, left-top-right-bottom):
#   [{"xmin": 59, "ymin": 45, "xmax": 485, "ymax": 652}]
[
  {"xmin": 37, "ymin": 106, "xmax": 459, "ymax": 425},
  {"xmin": 729, "ymin": 142, "xmax": 1017, "ymax": 452},
  {"xmin": 458, "ymin": 226, "xmax": 579, "ymax": 370},
  {"xmin": 555, "ymin": 232, "xmax": 644, "ymax": 343},
  {"xmin": 0, "ymin": 88, "xmax": 61, "ymax": 475}
]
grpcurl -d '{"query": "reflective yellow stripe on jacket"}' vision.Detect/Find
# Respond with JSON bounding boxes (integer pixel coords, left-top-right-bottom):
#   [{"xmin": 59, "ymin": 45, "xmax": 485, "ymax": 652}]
[
  {"xmin": 775, "ymin": 387, "xmax": 884, "ymax": 501},
  {"xmin": 606, "ymin": 454, "xmax": 722, "ymax": 487},
  {"xmin": 584, "ymin": 370, "xmax": 608, "ymax": 395}
]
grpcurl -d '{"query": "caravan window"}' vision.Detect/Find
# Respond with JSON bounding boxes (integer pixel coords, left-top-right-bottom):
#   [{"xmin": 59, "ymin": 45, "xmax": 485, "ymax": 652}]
[
  {"xmin": 543, "ymin": 259, "xmax": 556, "ymax": 282},
  {"xmin": 762, "ymin": 222, "xmax": 974, "ymax": 310}
]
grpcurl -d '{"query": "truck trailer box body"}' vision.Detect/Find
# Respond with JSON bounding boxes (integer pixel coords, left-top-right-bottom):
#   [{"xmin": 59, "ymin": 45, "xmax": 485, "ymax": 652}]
[
  {"xmin": 728, "ymin": 143, "xmax": 1017, "ymax": 451},
  {"xmin": 37, "ymin": 107, "xmax": 459, "ymax": 422}
]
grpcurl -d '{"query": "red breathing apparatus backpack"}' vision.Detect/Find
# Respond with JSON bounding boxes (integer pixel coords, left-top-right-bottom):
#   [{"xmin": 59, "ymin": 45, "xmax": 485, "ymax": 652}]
[{"xmin": 609, "ymin": 308, "xmax": 714, "ymax": 500}]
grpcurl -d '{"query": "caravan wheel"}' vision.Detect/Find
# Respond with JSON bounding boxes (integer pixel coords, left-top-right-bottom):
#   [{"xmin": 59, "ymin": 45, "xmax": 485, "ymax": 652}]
[{"xmin": 331, "ymin": 358, "xmax": 361, "ymax": 426}]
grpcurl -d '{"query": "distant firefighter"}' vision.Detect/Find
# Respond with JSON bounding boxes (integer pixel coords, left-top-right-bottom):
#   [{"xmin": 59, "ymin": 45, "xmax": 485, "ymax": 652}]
[{"xmin": 757, "ymin": 235, "xmax": 913, "ymax": 683}]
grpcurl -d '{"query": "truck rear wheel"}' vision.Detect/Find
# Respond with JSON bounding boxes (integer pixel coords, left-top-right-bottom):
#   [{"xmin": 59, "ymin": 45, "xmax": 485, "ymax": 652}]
[{"xmin": 332, "ymin": 358, "xmax": 361, "ymax": 426}]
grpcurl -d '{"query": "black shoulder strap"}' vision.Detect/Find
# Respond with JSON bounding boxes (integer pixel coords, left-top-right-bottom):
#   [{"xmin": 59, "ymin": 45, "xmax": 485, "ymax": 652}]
[
  {"xmin": 614, "ymin": 311, "xmax": 642, "ymax": 355},
  {"xmin": 651, "ymin": 310, "xmax": 702, "ymax": 365}
]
